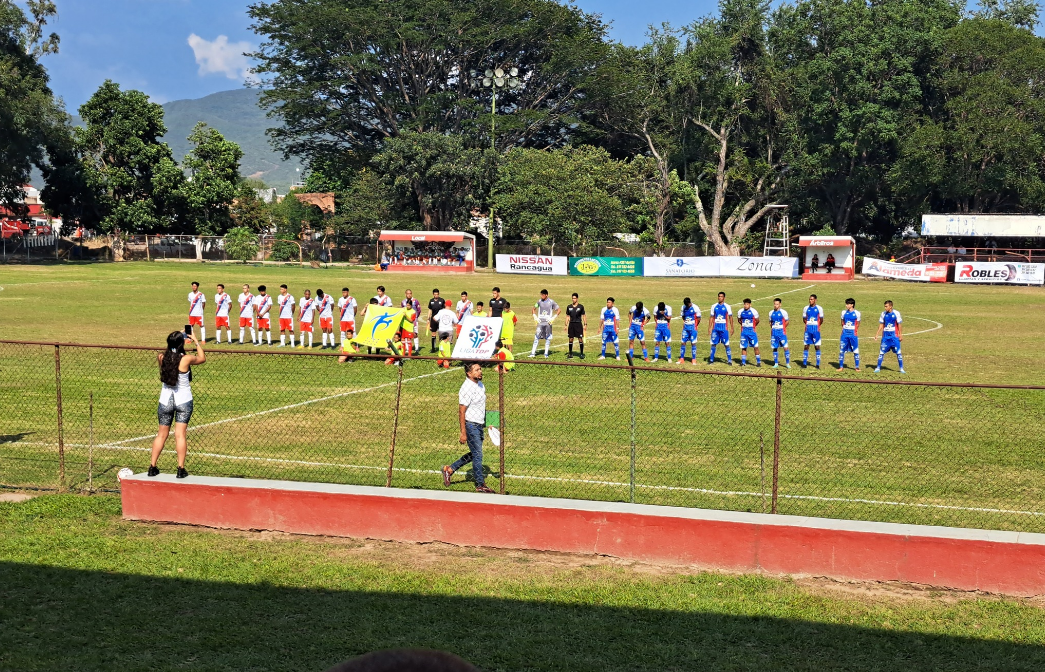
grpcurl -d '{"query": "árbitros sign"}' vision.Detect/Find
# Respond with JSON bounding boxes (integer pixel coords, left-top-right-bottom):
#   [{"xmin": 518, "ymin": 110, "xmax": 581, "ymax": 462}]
[{"xmin": 495, "ymin": 254, "xmax": 567, "ymax": 275}]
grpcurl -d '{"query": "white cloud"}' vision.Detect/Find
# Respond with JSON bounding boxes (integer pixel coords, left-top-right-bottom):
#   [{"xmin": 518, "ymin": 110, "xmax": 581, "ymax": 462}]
[{"xmin": 187, "ymin": 34, "xmax": 252, "ymax": 80}]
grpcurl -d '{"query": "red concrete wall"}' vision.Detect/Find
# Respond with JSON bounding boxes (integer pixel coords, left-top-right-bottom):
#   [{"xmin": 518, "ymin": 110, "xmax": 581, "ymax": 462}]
[{"xmin": 121, "ymin": 476, "xmax": 1045, "ymax": 597}]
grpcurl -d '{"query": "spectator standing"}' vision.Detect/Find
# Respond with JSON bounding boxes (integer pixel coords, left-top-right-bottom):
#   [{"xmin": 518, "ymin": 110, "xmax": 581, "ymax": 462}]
[
  {"xmin": 442, "ymin": 362, "xmax": 495, "ymax": 493},
  {"xmin": 149, "ymin": 331, "xmax": 206, "ymax": 479}
]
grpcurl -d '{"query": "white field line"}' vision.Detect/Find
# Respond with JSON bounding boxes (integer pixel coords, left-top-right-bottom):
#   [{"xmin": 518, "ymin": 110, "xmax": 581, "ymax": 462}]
[
  {"xmin": 730, "ymin": 283, "xmax": 817, "ymax": 307},
  {"xmin": 13, "ymin": 439, "xmax": 1043, "ymax": 519}
]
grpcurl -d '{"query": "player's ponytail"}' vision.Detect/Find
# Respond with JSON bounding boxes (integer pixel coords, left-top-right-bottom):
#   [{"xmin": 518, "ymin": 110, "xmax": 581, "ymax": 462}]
[{"xmin": 161, "ymin": 332, "xmax": 186, "ymax": 387}]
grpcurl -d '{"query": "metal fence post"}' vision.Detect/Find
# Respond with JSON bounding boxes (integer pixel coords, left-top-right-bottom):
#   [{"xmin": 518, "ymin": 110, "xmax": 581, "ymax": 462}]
[
  {"xmin": 88, "ymin": 392, "xmax": 94, "ymax": 493},
  {"xmin": 54, "ymin": 344, "xmax": 65, "ymax": 491},
  {"xmin": 498, "ymin": 364, "xmax": 506, "ymax": 495},
  {"xmin": 385, "ymin": 360, "xmax": 405, "ymax": 487},
  {"xmin": 772, "ymin": 372, "xmax": 782, "ymax": 514},
  {"xmin": 630, "ymin": 364, "xmax": 637, "ymax": 503}
]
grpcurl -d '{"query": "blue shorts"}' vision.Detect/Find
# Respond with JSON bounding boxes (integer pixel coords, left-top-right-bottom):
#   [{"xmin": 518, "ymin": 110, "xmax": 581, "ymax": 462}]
[
  {"xmin": 840, "ymin": 333, "xmax": 859, "ymax": 353},
  {"xmin": 804, "ymin": 329, "xmax": 822, "ymax": 347},
  {"xmin": 770, "ymin": 331, "xmax": 788, "ymax": 349},
  {"xmin": 602, "ymin": 329, "xmax": 618, "ymax": 343},
  {"xmin": 740, "ymin": 329, "xmax": 759, "ymax": 348},
  {"xmin": 710, "ymin": 329, "xmax": 730, "ymax": 345},
  {"xmin": 681, "ymin": 326, "xmax": 698, "ymax": 343},
  {"xmin": 654, "ymin": 324, "xmax": 671, "ymax": 342},
  {"xmin": 628, "ymin": 325, "xmax": 645, "ymax": 341},
  {"xmin": 880, "ymin": 335, "xmax": 901, "ymax": 353}
]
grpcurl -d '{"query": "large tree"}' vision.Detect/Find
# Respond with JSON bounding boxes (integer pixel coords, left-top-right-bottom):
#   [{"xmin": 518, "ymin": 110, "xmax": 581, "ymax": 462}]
[
  {"xmin": 0, "ymin": 1, "xmax": 79, "ymax": 217},
  {"xmin": 773, "ymin": 0, "xmax": 962, "ymax": 236},
  {"xmin": 76, "ymin": 80, "xmax": 184, "ymax": 233},
  {"xmin": 180, "ymin": 122, "xmax": 244, "ymax": 236},
  {"xmin": 247, "ymin": 0, "xmax": 610, "ymax": 165},
  {"xmin": 891, "ymin": 18, "xmax": 1045, "ymax": 215}
]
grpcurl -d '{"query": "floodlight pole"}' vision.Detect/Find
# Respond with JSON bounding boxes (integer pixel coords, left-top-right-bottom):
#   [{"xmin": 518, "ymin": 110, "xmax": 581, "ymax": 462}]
[{"xmin": 488, "ymin": 89, "xmax": 497, "ymax": 271}]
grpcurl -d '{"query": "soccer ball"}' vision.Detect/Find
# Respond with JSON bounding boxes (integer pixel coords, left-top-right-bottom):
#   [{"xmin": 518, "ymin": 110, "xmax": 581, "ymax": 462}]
[
  {"xmin": 750, "ymin": 284, "xmax": 756, "ymax": 288},
  {"xmin": 117, "ymin": 468, "xmax": 133, "ymax": 482}
]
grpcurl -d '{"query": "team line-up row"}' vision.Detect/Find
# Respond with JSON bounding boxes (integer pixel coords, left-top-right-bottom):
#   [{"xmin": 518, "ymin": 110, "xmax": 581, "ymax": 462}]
[{"xmin": 184, "ymin": 282, "xmax": 908, "ymax": 373}]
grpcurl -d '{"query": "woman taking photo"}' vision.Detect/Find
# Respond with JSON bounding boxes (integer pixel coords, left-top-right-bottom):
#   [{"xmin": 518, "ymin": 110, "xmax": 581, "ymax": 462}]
[{"xmin": 149, "ymin": 331, "xmax": 205, "ymax": 478}]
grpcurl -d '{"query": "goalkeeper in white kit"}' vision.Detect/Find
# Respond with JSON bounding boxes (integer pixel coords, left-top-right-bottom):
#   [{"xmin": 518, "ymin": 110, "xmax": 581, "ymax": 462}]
[{"xmin": 529, "ymin": 289, "xmax": 561, "ymax": 358}]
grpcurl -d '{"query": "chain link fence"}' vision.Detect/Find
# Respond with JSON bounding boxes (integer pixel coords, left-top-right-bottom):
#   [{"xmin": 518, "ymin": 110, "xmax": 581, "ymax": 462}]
[{"xmin": 2, "ymin": 340, "xmax": 1043, "ymax": 534}]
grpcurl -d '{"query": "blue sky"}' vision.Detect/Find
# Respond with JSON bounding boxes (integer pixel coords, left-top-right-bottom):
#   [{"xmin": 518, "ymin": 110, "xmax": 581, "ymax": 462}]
[{"xmin": 41, "ymin": 0, "xmax": 718, "ymax": 110}]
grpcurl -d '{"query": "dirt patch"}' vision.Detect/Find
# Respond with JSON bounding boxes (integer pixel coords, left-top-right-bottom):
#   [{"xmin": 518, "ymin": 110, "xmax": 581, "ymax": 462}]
[{"xmin": 0, "ymin": 493, "xmax": 37, "ymax": 503}]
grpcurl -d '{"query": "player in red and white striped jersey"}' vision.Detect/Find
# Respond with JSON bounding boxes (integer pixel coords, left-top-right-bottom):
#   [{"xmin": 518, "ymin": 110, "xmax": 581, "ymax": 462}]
[
  {"xmin": 298, "ymin": 289, "xmax": 317, "ymax": 349},
  {"xmin": 276, "ymin": 284, "xmax": 296, "ymax": 347},
  {"xmin": 213, "ymin": 284, "xmax": 232, "ymax": 343},
  {"xmin": 253, "ymin": 285, "xmax": 273, "ymax": 346},
  {"xmin": 338, "ymin": 287, "xmax": 357, "ymax": 348},
  {"xmin": 316, "ymin": 289, "xmax": 336, "ymax": 348},
  {"xmin": 187, "ymin": 282, "xmax": 206, "ymax": 343},
  {"xmin": 237, "ymin": 284, "xmax": 255, "ymax": 344}
]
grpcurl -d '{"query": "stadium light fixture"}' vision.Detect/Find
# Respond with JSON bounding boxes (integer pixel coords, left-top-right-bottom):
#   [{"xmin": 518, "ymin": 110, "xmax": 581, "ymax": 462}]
[{"xmin": 476, "ymin": 65, "xmax": 524, "ymax": 270}]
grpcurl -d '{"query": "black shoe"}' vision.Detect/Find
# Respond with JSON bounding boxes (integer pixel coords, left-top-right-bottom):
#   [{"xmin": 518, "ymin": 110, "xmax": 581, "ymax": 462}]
[
  {"xmin": 176, "ymin": 467, "xmax": 188, "ymax": 479},
  {"xmin": 567, "ymin": 353, "xmax": 573, "ymax": 359},
  {"xmin": 579, "ymin": 353, "xmax": 586, "ymax": 359},
  {"xmin": 147, "ymin": 465, "xmax": 159, "ymax": 477}
]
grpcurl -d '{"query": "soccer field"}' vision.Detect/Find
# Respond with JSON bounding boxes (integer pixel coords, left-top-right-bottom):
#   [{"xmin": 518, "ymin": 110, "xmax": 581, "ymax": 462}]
[{"xmin": 1, "ymin": 262, "xmax": 1044, "ymax": 533}]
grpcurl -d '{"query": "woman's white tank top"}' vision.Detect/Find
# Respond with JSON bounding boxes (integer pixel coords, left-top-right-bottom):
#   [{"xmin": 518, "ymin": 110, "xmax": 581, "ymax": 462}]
[{"xmin": 159, "ymin": 370, "xmax": 192, "ymax": 405}]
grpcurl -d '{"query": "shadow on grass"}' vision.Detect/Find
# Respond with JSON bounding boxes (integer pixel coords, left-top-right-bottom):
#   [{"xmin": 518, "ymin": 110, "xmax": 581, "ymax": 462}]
[{"xmin": 1, "ymin": 561, "xmax": 1043, "ymax": 672}]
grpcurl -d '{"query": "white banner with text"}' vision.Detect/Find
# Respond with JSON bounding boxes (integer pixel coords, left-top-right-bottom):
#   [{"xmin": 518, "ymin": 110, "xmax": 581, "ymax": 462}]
[
  {"xmin": 643, "ymin": 256, "xmax": 799, "ymax": 278},
  {"xmin": 862, "ymin": 257, "xmax": 948, "ymax": 282},
  {"xmin": 954, "ymin": 261, "xmax": 1045, "ymax": 285},
  {"xmin": 495, "ymin": 254, "xmax": 568, "ymax": 275}
]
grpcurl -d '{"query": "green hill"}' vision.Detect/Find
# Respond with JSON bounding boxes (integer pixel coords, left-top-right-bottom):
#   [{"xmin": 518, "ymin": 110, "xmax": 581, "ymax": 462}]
[{"xmin": 160, "ymin": 89, "xmax": 303, "ymax": 191}]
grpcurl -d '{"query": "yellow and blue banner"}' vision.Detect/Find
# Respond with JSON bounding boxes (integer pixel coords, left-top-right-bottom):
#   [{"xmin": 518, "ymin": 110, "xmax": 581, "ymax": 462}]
[{"xmin": 352, "ymin": 306, "xmax": 406, "ymax": 348}]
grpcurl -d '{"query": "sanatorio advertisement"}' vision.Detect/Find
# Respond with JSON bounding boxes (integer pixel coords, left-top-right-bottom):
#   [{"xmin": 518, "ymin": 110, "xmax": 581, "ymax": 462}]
[
  {"xmin": 862, "ymin": 257, "xmax": 948, "ymax": 282},
  {"xmin": 954, "ymin": 262, "xmax": 1045, "ymax": 285},
  {"xmin": 495, "ymin": 254, "xmax": 568, "ymax": 275},
  {"xmin": 643, "ymin": 256, "xmax": 799, "ymax": 278}
]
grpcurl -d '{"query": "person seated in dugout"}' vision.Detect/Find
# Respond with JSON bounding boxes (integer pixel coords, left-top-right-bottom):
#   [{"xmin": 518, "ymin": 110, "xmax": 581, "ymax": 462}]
[
  {"xmin": 825, "ymin": 253, "xmax": 836, "ymax": 274},
  {"xmin": 810, "ymin": 254, "xmax": 820, "ymax": 273}
]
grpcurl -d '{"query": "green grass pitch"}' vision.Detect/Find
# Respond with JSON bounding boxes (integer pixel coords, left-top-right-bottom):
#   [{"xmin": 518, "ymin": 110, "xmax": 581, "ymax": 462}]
[{"xmin": 1, "ymin": 262, "xmax": 1044, "ymax": 532}]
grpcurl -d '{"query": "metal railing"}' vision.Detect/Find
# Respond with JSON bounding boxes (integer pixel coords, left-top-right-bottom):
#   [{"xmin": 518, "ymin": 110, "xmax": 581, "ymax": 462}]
[{"xmin": 1, "ymin": 339, "xmax": 1043, "ymax": 534}]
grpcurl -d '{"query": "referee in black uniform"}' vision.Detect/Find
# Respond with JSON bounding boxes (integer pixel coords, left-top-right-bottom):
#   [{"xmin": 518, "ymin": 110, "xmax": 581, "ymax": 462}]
[
  {"xmin": 489, "ymin": 287, "xmax": 506, "ymax": 318},
  {"xmin": 566, "ymin": 292, "xmax": 587, "ymax": 359},
  {"xmin": 427, "ymin": 288, "xmax": 447, "ymax": 352}
]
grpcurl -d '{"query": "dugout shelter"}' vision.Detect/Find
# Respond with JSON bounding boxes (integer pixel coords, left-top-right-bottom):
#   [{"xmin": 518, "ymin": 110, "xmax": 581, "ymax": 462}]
[
  {"xmin": 377, "ymin": 230, "xmax": 476, "ymax": 273},
  {"xmin": 799, "ymin": 235, "xmax": 856, "ymax": 281}
]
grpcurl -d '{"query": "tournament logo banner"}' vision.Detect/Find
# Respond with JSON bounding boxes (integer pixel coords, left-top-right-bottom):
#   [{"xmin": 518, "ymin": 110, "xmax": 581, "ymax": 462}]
[
  {"xmin": 495, "ymin": 254, "xmax": 567, "ymax": 275},
  {"xmin": 451, "ymin": 316, "xmax": 504, "ymax": 360},
  {"xmin": 352, "ymin": 306, "xmax": 405, "ymax": 348},
  {"xmin": 568, "ymin": 256, "xmax": 643, "ymax": 276},
  {"xmin": 955, "ymin": 262, "xmax": 1045, "ymax": 285},
  {"xmin": 862, "ymin": 257, "xmax": 947, "ymax": 282}
]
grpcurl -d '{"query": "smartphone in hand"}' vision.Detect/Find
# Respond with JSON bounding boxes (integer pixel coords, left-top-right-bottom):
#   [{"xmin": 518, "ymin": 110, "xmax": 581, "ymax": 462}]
[{"xmin": 184, "ymin": 323, "xmax": 193, "ymax": 336}]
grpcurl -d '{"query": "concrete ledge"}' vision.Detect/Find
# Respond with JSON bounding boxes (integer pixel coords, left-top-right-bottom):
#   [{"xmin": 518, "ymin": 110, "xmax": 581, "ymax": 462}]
[{"xmin": 121, "ymin": 474, "xmax": 1045, "ymax": 596}]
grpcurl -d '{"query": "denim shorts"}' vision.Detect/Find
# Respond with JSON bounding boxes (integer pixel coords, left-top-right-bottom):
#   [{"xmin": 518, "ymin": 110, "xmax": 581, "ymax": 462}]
[{"xmin": 158, "ymin": 398, "xmax": 194, "ymax": 426}]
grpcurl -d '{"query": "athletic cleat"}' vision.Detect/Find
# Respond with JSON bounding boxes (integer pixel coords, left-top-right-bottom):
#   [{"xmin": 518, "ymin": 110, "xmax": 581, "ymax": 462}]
[
  {"xmin": 276, "ymin": 344, "xmax": 284, "ymax": 348},
  {"xmin": 855, "ymin": 368, "xmax": 861, "ymax": 372},
  {"xmin": 441, "ymin": 465, "xmax": 453, "ymax": 487},
  {"xmin": 786, "ymin": 363, "xmax": 791, "ymax": 369},
  {"xmin": 772, "ymin": 364, "xmax": 778, "ymax": 369},
  {"xmin": 874, "ymin": 367, "xmax": 881, "ymax": 373},
  {"xmin": 567, "ymin": 353, "xmax": 573, "ymax": 359},
  {"xmin": 643, "ymin": 357, "xmax": 650, "ymax": 363},
  {"xmin": 691, "ymin": 359, "xmax": 697, "ymax": 365},
  {"xmin": 598, "ymin": 355, "xmax": 606, "ymax": 360},
  {"xmin": 297, "ymin": 345, "xmax": 304, "ymax": 349},
  {"xmin": 666, "ymin": 359, "xmax": 672, "ymax": 364},
  {"xmin": 578, "ymin": 353, "xmax": 585, "ymax": 360},
  {"xmin": 727, "ymin": 360, "xmax": 733, "ymax": 366},
  {"xmin": 147, "ymin": 465, "xmax": 159, "ymax": 477},
  {"xmin": 756, "ymin": 362, "xmax": 761, "ymax": 367},
  {"xmin": 615, "ymin": 356, "xmax": 621, "ymax": 361},
  {"xmin": 815, "ymin": 365, "xmax": 820, "ymax": 370},
  {"xmin": 899, "ymin": 368, "xmax": 906, "ymax": 374},
  {"xmin": 544, "ymin": 354, "xmax": 549, "ymax": 359},
  {"xmin": 176, "ymin": 467, "xmax": 188, "ymax": 479},
  {"xmin": 475, "ymin": 484, "xmax": 495, "ymax": 494}
]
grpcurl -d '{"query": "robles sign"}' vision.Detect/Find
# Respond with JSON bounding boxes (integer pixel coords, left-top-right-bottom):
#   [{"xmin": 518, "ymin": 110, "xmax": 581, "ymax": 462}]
[
  {"xmin": 862, "ymin": 257, "xmax": 947, "ymax": 282},
  {"xmin": 495, "ymin": 254, "xmax": 567, "ymax": 275},
  {"xmin": 955, "ymin": 262, "xmax": 1045, "ymax": 285}
]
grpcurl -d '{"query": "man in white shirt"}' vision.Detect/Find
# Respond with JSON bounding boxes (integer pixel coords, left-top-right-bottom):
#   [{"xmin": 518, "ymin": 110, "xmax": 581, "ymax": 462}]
[
  {"xmin": 374, "ymin": 285, "xmax": 393, "ymax": 307},
  {"xmin": 277, "ymin": 284, "xmax": 296, "ymax": 347},
  {"xmin": 455, "ymin": 291, "xmax": 474, "ymax": 339},
  {"xmin": 316, "ymin": 288, "xmax": 336, "ymax": 348},
  {"xmin": 338, "ymin": 287, "xmax": 357, "ymax": 347},
  {"xmin": 253, "ymin": 285, "xmax": 273, "ymax": 346},
  {"xmin": 441, "ymin": 362, "xmax": 494, "ymax": 493},
  {"xmin": 237, "ymin": 284, "xmax": 255, "ymax": 345},
  {"xmin": 213, "ymin": 283, "xmax": 232, "ymax": 344},
  {"xmin": 298, "ymin": 289, "xmax": 317, "ymax": 348},
  {"xmin": 187, "ymin": 282, "xmax": 206, "ymax": 343},
  {"xmin": 435, "ymin": 304, "xmax": 458, "ymax": 342}
]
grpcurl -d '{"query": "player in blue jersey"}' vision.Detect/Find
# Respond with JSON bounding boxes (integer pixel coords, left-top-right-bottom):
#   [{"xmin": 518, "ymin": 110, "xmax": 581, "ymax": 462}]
[
  {"xmin": 838, "ymin": 298, "xmax": 862, "ymax": 371},
  {"xmin": 738, "ymin": 298, "xmax": 761, "ymax": 367},
  {"xmin": 707, "ymin": 292, "xmax": 733, "ymax": 365},
  {"xmin": 599, "ymin": 297, "xmax": 621, "ymax": 360},
  {"xmin": 874, "ymin": 300, "xmax": 905, "ymax": 373},
  {"xmin": 678, "ymin": 297, "xmax": 701, "ymax": 365},
  {"xmin": 801, "ymin": 294, "xmax": 824, "ymax": 369},
  {"xmin": 652, "ymin": 301, "xmax": 673, "ymax": 363},
  {"xmin": 628, "ymin": 301, "xmax": 651, "ymax": 362},
  {"xmin": 768, "ymin": 298, "xmax": 791, "ymax": 368}
]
